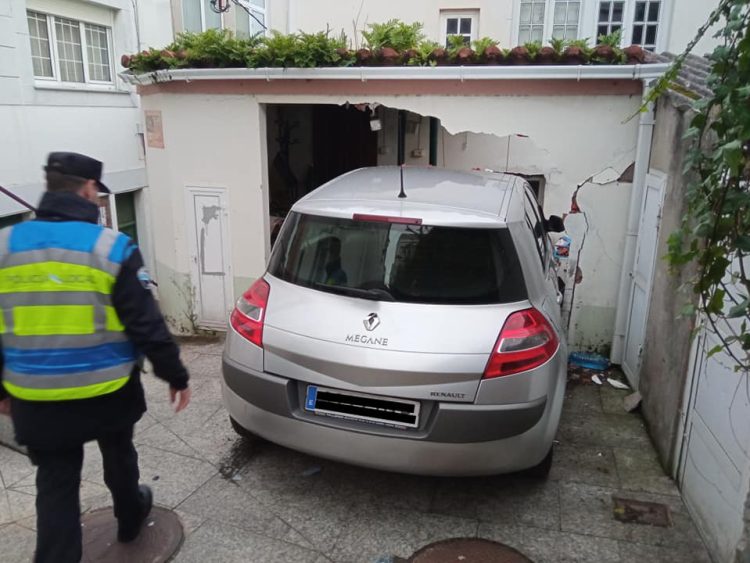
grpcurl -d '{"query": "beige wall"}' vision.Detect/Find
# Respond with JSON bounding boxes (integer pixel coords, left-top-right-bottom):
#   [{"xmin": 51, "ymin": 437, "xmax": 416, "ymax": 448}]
[
  {"xmin": 141, "ymin": 86, "xmax": 641, "ymax": 349},
  {"xmin": 141, "ymin": 93, "xmax": 267, "ymax": 331},
  {"xmin": 289, "ymin": 0, "xmax": 513, "ymax": 47}
]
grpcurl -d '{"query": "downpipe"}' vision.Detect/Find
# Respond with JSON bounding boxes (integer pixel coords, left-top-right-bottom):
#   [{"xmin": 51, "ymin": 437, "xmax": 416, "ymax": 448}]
[{"xmin": 610, "ymin": 90, "xmax": 656, "ymax": 366}]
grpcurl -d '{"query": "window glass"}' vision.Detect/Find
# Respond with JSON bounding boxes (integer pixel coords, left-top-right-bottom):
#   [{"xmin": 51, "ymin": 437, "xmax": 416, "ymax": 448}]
[
  {"xmin": 85, "ymin": 24, "xmax": 111, "ymax": 81},
  {"xmin": 27, "ymin": 11, "xmax": 53, "ymax": 77},
  {"xmin": 182, "ymin": 0, "xmax": 203, "ymax": 32},
  {"xmin": 54, "ymin": 17, "xmax": 85, "ymax": 83},
  {"xmin": 115, "ymin": 192, "xmax": 138, "ymax": 245},
  {"xmin": 519, "ymin": 0, "xmax": 546, "ymax": 43},
  {"xmin": 269, "ymin": 213, "xmax": 527, "ymax": 305}
]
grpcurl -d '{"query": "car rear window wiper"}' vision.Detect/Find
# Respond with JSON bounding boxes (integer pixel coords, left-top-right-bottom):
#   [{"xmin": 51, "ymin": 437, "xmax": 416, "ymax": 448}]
[{"xmin": 311, "ymin": 283, "xmax": 395, "ymax": 302}]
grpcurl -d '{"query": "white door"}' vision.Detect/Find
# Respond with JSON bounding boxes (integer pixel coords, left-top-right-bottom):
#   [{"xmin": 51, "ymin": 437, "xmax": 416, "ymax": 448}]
[
  {"xmin": 185, "ymin": 187, "xmax": 233, "ymax": 330},
  {"xmin": 678, "ymin": 326, "xmax": 750, "ymax": 562},
  {"xmin": 621, "ymin": 172, "xmax": 666, "ymax": 388}
]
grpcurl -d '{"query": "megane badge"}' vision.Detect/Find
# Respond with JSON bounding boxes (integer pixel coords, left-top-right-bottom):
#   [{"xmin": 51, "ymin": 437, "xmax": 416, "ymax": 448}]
[{"xmin": 363, "ymin": 313, "xmax": 380, "ymax": 331}]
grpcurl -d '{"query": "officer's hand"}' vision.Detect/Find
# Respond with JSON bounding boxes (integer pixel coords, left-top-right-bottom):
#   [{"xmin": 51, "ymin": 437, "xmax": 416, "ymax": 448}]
[
  {"xmin": 0, "ymin": 398, "xmax": 10, "ymax": 417},
  {"xmin": 169, "ymin": 386, "xmax": 192, "ymax": 413}
]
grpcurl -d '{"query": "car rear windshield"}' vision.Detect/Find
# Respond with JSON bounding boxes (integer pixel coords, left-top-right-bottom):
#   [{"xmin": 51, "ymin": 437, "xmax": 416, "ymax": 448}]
[{"xmin": 268, "ymin": 212, "xmax": 527, "ymax": 305}]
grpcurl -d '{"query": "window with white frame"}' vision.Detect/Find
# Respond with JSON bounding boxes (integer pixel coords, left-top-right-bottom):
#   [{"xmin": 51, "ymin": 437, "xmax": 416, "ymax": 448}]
[
  {"xmin": 236, "ymin": 0, "xmax": 267, "ymax": 38},
  {"xmin": 26, "ymin": 11, "xmax": 113, "ymax": 85},
  {"xmin": 597, "ymin": 1, "xmax": 625, "ymax": 38},
  {"xmin": 632, "ymin": 0, "xmax": 661, "ymax": 51},
  {"xmin": 440, "ymin": 11, "xmax": 478, "ymax": 47},
  {"xmin": 518, "ymin": 0, "xmax": 580, "ymax": 44},
  {"xmin": 551, "ymin": 1, "xmax": 580, "ymax": 40},
  {"xmin": 182, "ymin": 0, "xmax": 222, "ymax": 33},
  {"xmin": 518, "ymin": 0, "xmax": 546, "ymax": 43}
]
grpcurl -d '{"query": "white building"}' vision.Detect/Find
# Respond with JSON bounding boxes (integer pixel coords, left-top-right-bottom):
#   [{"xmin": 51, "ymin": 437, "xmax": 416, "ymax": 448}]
[
  {"xmin": 172, "ymin": 0, "xmax": 721, "ymax": 55},
  {"xmin": 0, "ymin": 0, "xmax": 173, "ymax": 270}
]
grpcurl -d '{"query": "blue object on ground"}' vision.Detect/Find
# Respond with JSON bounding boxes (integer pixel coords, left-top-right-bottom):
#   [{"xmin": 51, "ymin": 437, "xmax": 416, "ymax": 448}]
[{"xmin": 569, "ymin": 351, "xmax": 610, "ymax": 370}]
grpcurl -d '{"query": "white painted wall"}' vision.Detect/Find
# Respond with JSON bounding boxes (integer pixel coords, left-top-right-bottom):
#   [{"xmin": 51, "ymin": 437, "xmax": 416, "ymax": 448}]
[
  {"xmin": 140, "ymin": 93, "xmax": 267, "ymax": 332},
  {"xmin": 665, "ymin": 0, "xmax": 722, "ymax": 55},
  {"xmin": 136, "ymin": 0, "xmax": 175, "ymax": 50},
  {"xmin": 0, "ymin": 0, "xmax": 152, "ymax": 216},
  {"xmin": 141, "ymin": 88, "xmax": 640, "ymax": 349}
]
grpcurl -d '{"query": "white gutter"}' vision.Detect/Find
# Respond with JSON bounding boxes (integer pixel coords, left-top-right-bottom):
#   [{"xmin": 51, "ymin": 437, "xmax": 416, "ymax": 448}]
[
  {"xmin": 120, "ymin": 63, "xmax": 671, "ymax": 85},
  {"xmin": 610, "ymin": 94, "xmax": 657, "ymax": 372}
]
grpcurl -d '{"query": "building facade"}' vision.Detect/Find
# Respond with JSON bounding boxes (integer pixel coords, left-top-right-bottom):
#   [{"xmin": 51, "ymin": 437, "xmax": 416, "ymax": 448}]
[
  {"xmin": 171, "ymin": 0, "xmax": 721, "ymax": 55},
  {"xmin": 0, "ymin": 0, "xmax": 174, "ymax": 270}
]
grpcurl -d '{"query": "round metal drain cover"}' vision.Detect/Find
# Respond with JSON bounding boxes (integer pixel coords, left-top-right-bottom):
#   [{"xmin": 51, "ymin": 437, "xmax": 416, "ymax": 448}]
[
  {"xmin": 409, "ymin": 538, "xmax": 533, "ymax": 563},
  {"xmin": 81, "ymin": 506, "xmax": 184, "ymax": 563}
]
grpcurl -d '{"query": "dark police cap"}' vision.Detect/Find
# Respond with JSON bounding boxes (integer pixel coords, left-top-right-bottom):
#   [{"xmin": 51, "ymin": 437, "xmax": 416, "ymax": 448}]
[{"xmin": 44, "ymin": 152, "xmax": 110, "ymax": 193}]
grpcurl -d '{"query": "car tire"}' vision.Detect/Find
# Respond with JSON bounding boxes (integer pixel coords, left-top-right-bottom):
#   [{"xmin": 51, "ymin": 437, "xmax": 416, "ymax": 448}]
[
  {"xmin": 524, "ymin": 447, "xmax": 553, "ymax": 479},
  {"xmin": 229, "ymin": 416, "xmax": 257, "ymax": 440}
]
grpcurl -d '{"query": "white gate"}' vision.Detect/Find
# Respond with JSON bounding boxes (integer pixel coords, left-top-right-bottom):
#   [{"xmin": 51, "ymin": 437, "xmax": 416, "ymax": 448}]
[
  {"xmin": 621, "ymin": 171, "xmax": 666, "ymax": 388},
  {"xmin": 185, "ymin": 187, "xmax": 233, "ymax": 330},
  {"xmin": 677, "ymin": 325, "xmax": 750, "ymax": 562}
]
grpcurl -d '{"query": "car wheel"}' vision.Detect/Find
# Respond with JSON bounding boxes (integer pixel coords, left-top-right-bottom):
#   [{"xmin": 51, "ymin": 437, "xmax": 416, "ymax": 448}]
[
  {"xmin": 524, "ymin": 447, "xmax": 553, "ymax": 479},
  {"xmin": 229, "ymin": 416, "xmax": 257, "ymax": 440}
]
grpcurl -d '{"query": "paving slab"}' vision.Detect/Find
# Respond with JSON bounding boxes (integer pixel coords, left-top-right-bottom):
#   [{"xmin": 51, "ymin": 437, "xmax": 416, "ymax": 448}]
[
  {"xmin": 479, "ymin": 522, "xmax": 621, "ymax": 563},
  {"xmin": 617, "ymin": 540, "xmax": 713, "ymax": 562},
  {"xmin": 559, "ymin": 481, "xmax": 708, "ymax": 551},
  {"xmin": 549, "ymin": 444, "xmax": 620, "ymax": 488},
  {"xmin": 329, "ymin": 505, "xmax": 478, "ymax": 562},
  {"xmin": 600, "ymin": 386, "xmax": 633, "ymax": 416},
  {"xmin": 0, "ymin": 523, "xmax": 36, "ymax": 561},
  {"xmin": 557, "ymin": 411, "xmax": 652, "ymax": 450},
  {"xmin": 0, "ymin": 446, "xmax": 34, "ymax": 489},
  {"xmin": 613, "ymin": 447, "xmax": 681, "ymax": 497},
  {"xmin": 176, "ymin": 520, "xmax": 320, "ymax": 563},
  {"xmin": 562, "ymin": 383, "xmax": 603, "ymax": 416}
]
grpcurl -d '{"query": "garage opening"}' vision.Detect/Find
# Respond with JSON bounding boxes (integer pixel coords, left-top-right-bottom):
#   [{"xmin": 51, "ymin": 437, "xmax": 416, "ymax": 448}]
[{"xmin": 266, "ymin": 104, "xmax": 377, "ymax": 236}]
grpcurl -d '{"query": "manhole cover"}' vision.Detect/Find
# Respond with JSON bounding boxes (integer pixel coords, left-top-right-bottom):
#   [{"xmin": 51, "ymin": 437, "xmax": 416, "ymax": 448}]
[
  {"xmin": 81, "ymin": 506, "xmax": 184, "ymax": 562},
  {"xmin": 409, "ymin": 538, "xmax": 533, "ymax": 563},
  {"xmin": 613, "ymin": 497, "xmax": 673, "ymax": 527}
]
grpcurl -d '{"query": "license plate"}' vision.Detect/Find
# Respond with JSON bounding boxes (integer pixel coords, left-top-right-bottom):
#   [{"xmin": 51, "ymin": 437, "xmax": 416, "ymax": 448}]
[{"xmin": 304, "ymin": 385, "xmax": 420, "ymax": 428}]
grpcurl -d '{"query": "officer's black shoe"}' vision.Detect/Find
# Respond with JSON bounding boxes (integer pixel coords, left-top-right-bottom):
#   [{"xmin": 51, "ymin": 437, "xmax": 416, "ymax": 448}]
[{"xmin": 117, "ymin": 485, "xmax": 153, "ymax": 543}]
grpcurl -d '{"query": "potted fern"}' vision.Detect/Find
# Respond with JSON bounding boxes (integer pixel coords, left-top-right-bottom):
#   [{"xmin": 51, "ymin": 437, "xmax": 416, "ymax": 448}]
[
  {"xmin": 591, "ymin": 30, "xmax": 624, "ymax": 64},
  {"xmin": 447, "ymin": 34, "xmax": 474, "ymax": 65},
  {"xmin": 473, "ymin": 37, "xmax": 504, "ymax": 65},
  {"xmin": 563, "ymin": 38, "xmax": 590, "ymax": 65}
]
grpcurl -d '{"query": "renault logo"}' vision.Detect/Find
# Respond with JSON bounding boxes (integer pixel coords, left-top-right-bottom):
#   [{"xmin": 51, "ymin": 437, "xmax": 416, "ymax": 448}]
[{"xmin": 363, "ymin": 313, "xmax": 380, "ymax": 331}]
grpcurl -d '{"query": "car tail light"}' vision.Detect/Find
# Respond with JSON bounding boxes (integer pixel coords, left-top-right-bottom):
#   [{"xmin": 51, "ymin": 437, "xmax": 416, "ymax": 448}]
[
  {"xmin": 483, "ymin": 308, "xmax": 559, "ymax": 378},
  {"xmin": 229, "ymin": 278, "xmax": 270, "ymax": 347}
]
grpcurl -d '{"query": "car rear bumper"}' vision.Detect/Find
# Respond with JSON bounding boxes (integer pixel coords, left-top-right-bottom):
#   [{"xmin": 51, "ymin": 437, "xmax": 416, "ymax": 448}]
[{"xmin": 221, "ymin": 358, "xmax": 562, "ymax": 476}]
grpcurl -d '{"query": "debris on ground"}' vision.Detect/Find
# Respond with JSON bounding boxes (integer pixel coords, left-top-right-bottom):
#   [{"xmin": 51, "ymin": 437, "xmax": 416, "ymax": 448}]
[
  {"xmin": 608, "ymin": 378, "xmax": 630, "ymax": 390},
  {"xmin": 612, "ymin": 497, "xmax": 673, "ymax": 527},
  {"xmin": 302, "ymin": 465, "xmax": 322, "ymax": 477},
  {"xmin": 623, "ymin": 391, "xmax": 642, "ymax": 412},
  {"xmin": 591, "ymin": 374, "xmax": 603, "ymax": 385}
]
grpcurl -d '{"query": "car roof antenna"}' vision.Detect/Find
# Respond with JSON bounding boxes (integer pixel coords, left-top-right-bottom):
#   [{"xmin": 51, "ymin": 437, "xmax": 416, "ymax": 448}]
[{"xmin": 398, "ymin": 165, "xmax": 407, "ymax": 199}]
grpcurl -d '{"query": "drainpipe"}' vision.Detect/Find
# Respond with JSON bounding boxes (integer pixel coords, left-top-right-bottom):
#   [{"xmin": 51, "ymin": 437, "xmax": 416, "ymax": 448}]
[
  {"xmin": 610, "ymin": 92, "xmax": 656, "ymax": 366},
  {"xmin": 429, "ymin": 117, "xmax": 440, "ymax": 166}
]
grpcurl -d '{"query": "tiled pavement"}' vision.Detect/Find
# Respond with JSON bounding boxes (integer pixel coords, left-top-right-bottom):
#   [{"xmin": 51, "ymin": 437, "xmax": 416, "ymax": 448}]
[{"xmin": 0, "ymin": 338, "xmax": 711, "ymax": 562}]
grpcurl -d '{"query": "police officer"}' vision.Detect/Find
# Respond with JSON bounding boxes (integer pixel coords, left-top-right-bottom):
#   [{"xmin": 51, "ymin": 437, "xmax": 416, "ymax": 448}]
[{"xmin": 0, "ymin": 152, "xmax": 191, "ymax": 562}]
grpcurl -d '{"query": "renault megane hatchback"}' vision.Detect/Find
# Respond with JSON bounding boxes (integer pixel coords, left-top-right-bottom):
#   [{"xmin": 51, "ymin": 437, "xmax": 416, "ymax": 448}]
[{"xmin": 222, "ymin": 167, "xmax": 567, "ymax": 477}]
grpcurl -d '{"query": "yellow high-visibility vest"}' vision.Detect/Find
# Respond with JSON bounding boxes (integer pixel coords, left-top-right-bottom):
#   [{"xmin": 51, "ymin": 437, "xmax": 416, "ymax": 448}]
[{"xmin": 0, "ymin": 220, "xmax": 136, "ymax": 401}]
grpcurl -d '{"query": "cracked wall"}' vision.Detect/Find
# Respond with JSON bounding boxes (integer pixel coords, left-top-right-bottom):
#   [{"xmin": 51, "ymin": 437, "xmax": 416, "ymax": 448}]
[{"xmin": 142, "ymin": 90, "xmax": 641, "ymax": 347}]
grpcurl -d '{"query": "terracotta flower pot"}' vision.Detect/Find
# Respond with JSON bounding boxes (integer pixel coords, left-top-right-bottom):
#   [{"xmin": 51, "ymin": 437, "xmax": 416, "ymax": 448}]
[
  {"xmin": 507, "ymin": 46, "xmax": 530, "ymax": 65},
  {"xmin": 562, "ymin": 46, "xmax": 587, "ymax": 65},
  {"xmin": 623, "ymin": 44, "xmax": 646, "ymax": 64},
  {"xmin": 378, "ymin": 47, "xmax": 400, "ymax": 66},
  {"xmin": 537, "ymin": 46, "xmax": 557, "ymax": 65},
  {"xmin": 454, "ymin": 46, "xmax": 475, "ymax": 65},
  {"xmin": 591, "ymin": 44, "xmax": 617, "ymax": 64},
  {"xmin": 120, "ymin": 54, "xmax": 131, "ymax": 68},
  {"xmin": 401, "ymin": 48, "xmax": 419, "ymax": 65},
  {"xmin": 355, "ymin": 48, "xmax": 373, "ymax": 66},
  {"xmin": 175, "ymin": 49, "xmax": 188, "ymax": 60},
  {"xmin": 430, "ymin": 47, "xmax": 449, "ymax": 66},
  {"xmin": 483, "ymin": 45, "xmax": 504, "ymax": 65}
]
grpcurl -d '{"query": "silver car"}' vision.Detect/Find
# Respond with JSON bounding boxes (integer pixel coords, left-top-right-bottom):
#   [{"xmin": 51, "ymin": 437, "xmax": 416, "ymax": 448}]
[{"xmin": 222, "ymin": 167, "xmax": 567, "ymax": 477}]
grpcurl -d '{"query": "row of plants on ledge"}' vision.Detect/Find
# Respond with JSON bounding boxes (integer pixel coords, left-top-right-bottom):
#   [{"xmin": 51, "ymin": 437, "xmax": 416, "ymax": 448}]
[{"xmin": 121, "ymin": 21, "xmax": 649, "ymax": 74}]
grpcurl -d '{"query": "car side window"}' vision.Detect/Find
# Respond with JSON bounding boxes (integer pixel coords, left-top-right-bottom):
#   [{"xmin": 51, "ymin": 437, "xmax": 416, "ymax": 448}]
[{"xmin": 523, "ymin": 192, "xmax": 547, "ymax": 270}]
